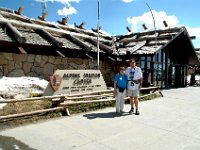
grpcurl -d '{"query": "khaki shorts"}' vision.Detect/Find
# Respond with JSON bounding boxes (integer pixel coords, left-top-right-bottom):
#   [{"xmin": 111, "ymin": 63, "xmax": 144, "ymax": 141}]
[{"xmin": 127, "ymin": 89, "xmax": 140, "ymax": 97}]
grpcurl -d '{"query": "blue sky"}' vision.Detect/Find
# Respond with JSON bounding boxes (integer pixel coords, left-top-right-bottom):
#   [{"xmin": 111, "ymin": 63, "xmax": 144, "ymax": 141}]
[{"xmin": 1, "ymin": 0, "xmax": 200, "ymax": 48}]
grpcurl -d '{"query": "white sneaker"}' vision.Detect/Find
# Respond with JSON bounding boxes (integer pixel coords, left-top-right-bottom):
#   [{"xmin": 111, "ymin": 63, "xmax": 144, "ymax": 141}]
[{"xmin": 120, "ymin": 110, "xmax": 125, "ymax": 113}]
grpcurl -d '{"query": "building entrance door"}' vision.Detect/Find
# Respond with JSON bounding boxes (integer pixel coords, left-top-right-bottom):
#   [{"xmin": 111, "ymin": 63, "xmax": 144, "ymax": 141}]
[{"xmin": 168, "ymin": 64, "xmax": 187, "ymax": 87}]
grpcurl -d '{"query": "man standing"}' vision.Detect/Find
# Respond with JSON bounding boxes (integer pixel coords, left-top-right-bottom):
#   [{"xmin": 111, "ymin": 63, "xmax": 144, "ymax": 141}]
[{"xmin": 125, "ymin": 59, "xmax": 143, "ymax": 115}]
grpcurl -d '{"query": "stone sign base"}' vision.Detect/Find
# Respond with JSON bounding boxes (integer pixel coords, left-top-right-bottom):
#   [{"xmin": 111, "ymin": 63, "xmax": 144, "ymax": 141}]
[{"xmin": 43, "ymin": 70, "xmax": 107, "ymax": 96}]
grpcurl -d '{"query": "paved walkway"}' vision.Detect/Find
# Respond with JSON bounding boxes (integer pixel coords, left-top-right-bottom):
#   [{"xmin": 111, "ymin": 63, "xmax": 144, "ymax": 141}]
[{"xmin": 0, "ymin": 87, "xmax": 200, "ymax": 150}]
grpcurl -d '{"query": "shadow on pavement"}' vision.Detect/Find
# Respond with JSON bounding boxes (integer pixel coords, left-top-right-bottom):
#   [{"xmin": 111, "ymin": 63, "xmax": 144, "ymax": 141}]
[
  {"xmin": 83, "ymin": 111, "xmax": 130, "ymax": 119},
  {"xmin": 0, "ymin": 135, "xmax": 36, "ymax": 150}
]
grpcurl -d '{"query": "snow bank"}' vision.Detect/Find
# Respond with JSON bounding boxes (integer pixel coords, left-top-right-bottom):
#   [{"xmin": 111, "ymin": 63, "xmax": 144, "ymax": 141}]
[
  {"xmin": 0, "ymin": 76, "xmax": 49, "ymax": 110},
  {"xmin": 0, "ymin": 96, "xmax": 6, "ymax": 109},
  {"xmin": 0, "ymin": 76, "xmax": 49, "ymax": 99}
]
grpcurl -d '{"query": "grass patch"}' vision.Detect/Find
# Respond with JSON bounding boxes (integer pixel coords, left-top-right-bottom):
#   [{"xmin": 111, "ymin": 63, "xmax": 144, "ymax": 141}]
[
  {"xmin": 0, "ymin": 100, "xmax": 52, "ymax": 116},
  {"xmin": 0, "ymin": 91, "xmax": 162, "ymax": 130}
]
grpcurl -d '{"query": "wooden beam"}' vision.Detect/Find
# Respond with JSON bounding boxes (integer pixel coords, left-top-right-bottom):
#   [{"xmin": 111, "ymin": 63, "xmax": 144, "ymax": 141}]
[
  {"xmin": 108, "ymin": 55, "xmax": 116, "ymax": 61},
  {"xmin": 119, "ymin": 27, "xmax": 182, "ymax": 42},
  {"xmin": 0, "ymin": 90, "xmax": 114, "ymax": 104},
  {"xmin": 85, "ymin": 53, "xmax": 94, "ymax": 59},
  {"xmin": 0, "ymin": 107, "xmax": 64, "ymax": 120},
  {"xmin": 120, "ymin": 35, "xmax": 172, "ymax": 43},
  {"xmin": 89, "ymin": 38, "xmax": 113, "ymax": 54},
  {"xmin": 137, "ymin": 27, "xmax": 182, "ymax": 36},
  {"xmin": 18, "ymin": 47, "xmax": 27, "ymax": 54},
  {"xmin": 0, "ymin": 87, "xmax": 160, "ymax": 120},
  {"xmin": 0, "ymin": 95, "xmax": 67, "ymax": 104},
  {"xmin": 6, "ymin": 22, "xmax": 26, "ymax": 43},
  {"xmin": 65, "ymin": 34, "xmax": 92, "ymax": 52},
  {"xmin": 61, "ymin": 89, "xmax": 161, "ymax": 106},
  {"xmin": 190, "ymin": 36, "xmax": 196, "ymax": 40},
  {"xmin": 49, "ymin": 18, "xmax": 111, "ymax": 39},
  {"xmin": 37, "ymin": 29, "xmax": 63, "ymax": 48},
  {"xmin": 56, "ymin": 50, "xmax": 65, "ymax": 57}
]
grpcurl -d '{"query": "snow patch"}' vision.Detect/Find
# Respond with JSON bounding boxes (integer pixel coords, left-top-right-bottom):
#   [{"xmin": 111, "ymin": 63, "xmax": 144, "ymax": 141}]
[{"xmin": 0, "ymin": 76, "xmax": 49, "ymax": 99}]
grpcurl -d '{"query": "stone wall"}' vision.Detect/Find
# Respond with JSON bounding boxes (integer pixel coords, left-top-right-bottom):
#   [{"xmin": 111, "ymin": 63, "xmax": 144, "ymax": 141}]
[{"xmin": 0, "ymin": 52, "xmax": 116, "ymax": 84}]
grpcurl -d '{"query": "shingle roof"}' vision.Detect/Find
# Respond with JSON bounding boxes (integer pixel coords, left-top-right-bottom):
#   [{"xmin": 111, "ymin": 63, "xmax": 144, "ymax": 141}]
[
  {"xmin": 116, "ymin": 27, "xmax": 184, "ymax": 55},
  {"xmin": 0, "ymin": 6, "xmax": 195, "ymax": 61}
]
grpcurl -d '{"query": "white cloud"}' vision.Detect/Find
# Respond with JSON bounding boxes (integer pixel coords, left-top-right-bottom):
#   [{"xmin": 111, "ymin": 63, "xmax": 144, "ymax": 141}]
[
  {"xmin": 57, "ymin": 6, "xmax": 77, "ymax": 16},
  {"xmin": 185, "ymin": 26, "xmax": 200, "ymax": 38},
  {"xmin": 127, "ymin": 10, "xmax": 179, "ymax": 32},
  {"xmin": 127, "ymin": 10, "xmax": 200, "ymax": 48},
  {"xmin": 35, "ymin": 0, "xmax": 80, "ymax": 9},
  {"xmin": 185, "ymin": 26, "xmax": 200, "ymax": 48},
  {"xmin": 122, "ymin": 0, "xmax": 135, "ymax": 3},
  {"xmin": 35, "ymin": 0, "xmax": 79, "ymax": 16},
  {"xmin": 35, "ymin": 0, "xmax": 80, "ymax": 5}
]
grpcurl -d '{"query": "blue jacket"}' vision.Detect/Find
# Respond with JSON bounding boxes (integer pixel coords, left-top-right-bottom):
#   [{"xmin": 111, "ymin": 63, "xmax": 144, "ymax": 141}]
[{"xmin": 114, "ymin": 73, "xmax": 128, "ymax": 89}]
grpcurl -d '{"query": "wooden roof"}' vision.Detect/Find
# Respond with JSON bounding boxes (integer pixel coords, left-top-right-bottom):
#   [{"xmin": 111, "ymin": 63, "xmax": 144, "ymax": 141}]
[{"xmin": 0, "ymin": 7, "xmax": 199, "ymax": 63}]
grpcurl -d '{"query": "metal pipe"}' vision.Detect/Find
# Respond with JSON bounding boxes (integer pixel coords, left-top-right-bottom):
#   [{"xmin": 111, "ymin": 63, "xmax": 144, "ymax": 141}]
[
  {"xmin": 97, "ymin": 0, "xmax": 100, "ymax": 70},
  {"xmin": 146, "ymin": 3, "xmax": 158, "ymax": 85}
]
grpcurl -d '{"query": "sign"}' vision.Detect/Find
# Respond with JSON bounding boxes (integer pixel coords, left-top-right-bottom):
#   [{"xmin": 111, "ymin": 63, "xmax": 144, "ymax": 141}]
[
  {"xmin": 43, "ymin": 70, "xmax": 107, "ymax": 95},
  {"xmin": 49, "ymin": 74, "xmax": 62, "ymax": 91}
]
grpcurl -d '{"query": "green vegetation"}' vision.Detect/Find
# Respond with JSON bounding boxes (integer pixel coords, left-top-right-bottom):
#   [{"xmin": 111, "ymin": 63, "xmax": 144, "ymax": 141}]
[{"xmin": 0, "ymin": 91, "xmax": 162, "ymax": 130}]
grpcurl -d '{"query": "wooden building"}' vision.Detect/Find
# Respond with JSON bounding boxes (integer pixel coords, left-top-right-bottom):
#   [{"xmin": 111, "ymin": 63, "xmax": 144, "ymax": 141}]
[
  {"xmin": 0, "ymin": 7, "xmax": 199, "ymax": 88},
  {"xmin": 116, "ymin": 27, "xmax": 200, "ymax": 88}
]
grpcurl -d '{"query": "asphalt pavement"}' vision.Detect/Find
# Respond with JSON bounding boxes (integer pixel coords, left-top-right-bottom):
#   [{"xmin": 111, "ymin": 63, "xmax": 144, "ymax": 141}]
[{"xmin": 0, "ymin": 86, "xmax": 200, "ymax": 150}]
